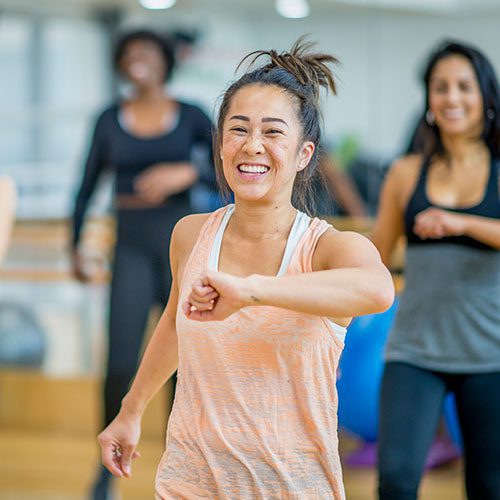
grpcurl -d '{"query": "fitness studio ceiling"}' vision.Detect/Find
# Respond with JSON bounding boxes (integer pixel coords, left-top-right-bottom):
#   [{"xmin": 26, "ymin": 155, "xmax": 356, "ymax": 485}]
[{"xmin": 1, "ymin": 0, "xmax": 500, "ymax": 17}]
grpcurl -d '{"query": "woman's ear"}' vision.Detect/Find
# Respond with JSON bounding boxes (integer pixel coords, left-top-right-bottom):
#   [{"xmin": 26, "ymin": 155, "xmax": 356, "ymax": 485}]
[{"xmin": 297, "ymin": 141, "xmax": 315, "ymax": 171}]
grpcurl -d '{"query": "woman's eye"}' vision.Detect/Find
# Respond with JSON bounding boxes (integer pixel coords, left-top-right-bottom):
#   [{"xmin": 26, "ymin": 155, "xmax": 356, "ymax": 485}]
[
  {"xmin": 230, "ymin": 127, "xmax": 246, "ymax": 133},
  {"xmin": 459, "ymin": 82, "xmax": 474, "ymax": 92},
  {"xmin": 266, "ymin": 129, "xmax": 284, "ymax": 135},
  {"xmin": 432, "ymin": 85, "xmax": 448, "ymax": 93}
]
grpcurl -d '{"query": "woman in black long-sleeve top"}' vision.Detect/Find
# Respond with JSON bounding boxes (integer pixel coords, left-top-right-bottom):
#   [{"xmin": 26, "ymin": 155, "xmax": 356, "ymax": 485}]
[{"xmin": 71, "ymin": 29, "xmax": 215, "ymax": 500}]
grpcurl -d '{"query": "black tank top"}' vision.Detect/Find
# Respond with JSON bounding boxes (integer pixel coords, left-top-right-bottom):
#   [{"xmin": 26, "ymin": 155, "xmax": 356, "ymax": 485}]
[{"xmin": 404, "ymin": 156, "xmax": 500, "ymax": 250}]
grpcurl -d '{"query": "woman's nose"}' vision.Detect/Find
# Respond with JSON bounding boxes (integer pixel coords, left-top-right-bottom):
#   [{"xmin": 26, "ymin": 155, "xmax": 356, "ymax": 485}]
[
  {"xmin": 444, "ymin": 85, "xmax": 462, "ymax": 104},
  {"xmin": 242, "ymin": 134, "xmax": 265, "ymax": 155}
]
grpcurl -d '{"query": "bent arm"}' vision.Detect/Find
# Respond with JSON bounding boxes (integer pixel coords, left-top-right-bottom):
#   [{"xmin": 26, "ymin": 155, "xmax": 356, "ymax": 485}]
[
  {"xmin": 98, "ymin": 303, "xmax": 178, "ymax": 477},
  {"xmin": 462, "ymin": 214, "xmax": 500, "ymax": 249},
  {"xmin": 72, "ymin": 112, "xmax": 108, "ymax": 249},
  {"xmin": 371, "ymin": 161, "xmax": 406, "ymax": 266},
  {"xmin": 120, "ymin": 307, "xmax": 178, "ymax": 418},
  {"xmin": 98, "ymin": 219, "xmax": 186, "ymax": 478},
  {"xmin": 413, "ymin": 209, "xmax": 500, "ymax": 249},
  {"xmin": 186, "ymin": 230, "xmax": 394, "ymax": 322},
  {"xmin": 320, "ymin": 154, "xmax": 367, "ymax": 217},
  {"xmin": 133, "ymin": 162, "xmax": 199, "ymax": 204},
  {"xmin": 119, "ymin": 226, "xmax": 182, "ymax": 418},
  {"xmin": 245, "ymin": 231, "xmax": 394, "ymax": 318}
]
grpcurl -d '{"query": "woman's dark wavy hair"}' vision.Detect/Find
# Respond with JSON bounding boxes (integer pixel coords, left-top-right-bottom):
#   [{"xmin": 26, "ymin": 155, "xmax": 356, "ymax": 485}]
[
  {"xmin": 113, "ymin": 29, "xmax": 176, "ymax": 82},
  {"xmin": 411, "ymin": 39, "xmax": 500, "ymax": 159},
  {"xmin": 214, "ymin": 37, "xmax": 339, "ymax": 214}
]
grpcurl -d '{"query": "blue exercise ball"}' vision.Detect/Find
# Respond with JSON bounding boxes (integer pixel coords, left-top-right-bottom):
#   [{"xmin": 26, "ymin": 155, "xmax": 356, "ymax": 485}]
[
  {"xmin": 444, "ymin": 394, "xmax": 463, "ymax": 450},
  {"xmin": 0, "ymin": 302, "xmax": 46, "ymax": 368},
  {"xmin": 337, "ymin": 298, "xmax": 399, "ymax": 442}
]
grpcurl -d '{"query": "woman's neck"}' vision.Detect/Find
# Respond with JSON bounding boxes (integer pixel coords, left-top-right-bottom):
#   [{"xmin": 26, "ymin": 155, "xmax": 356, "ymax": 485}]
[
  {"xmin": 133, "ymin": 85, "xmax": 169, "ymax": 104},
  {"xmin": 229, "ymin": 200, "xmax": 298, "ymax": 242},
  {"xmin": 441, "ymin": 136, "xmax": 489, "ymax": 167}
]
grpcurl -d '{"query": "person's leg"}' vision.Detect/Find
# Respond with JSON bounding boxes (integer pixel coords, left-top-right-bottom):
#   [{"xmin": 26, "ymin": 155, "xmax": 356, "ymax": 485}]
[
  {"xmin": 104, "ymin": 243, "xmax": 155, "ymax": 426},
  {"xmin": 92, "ymin": 242, "xmax": 155, "ymax": 500},
  {"xmin": 377, "ymin": 362, "xmax": 447, "ymax": 500},
  {"xmin": 454, "ymin": 372, "xmax": 500, "ymax": 500}
]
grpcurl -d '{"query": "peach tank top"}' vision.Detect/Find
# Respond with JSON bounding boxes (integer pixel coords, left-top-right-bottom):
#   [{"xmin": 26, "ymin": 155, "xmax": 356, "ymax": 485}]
[{"xmin": 156, "ymin": 205, "xmax": 346, "ymax": 499}]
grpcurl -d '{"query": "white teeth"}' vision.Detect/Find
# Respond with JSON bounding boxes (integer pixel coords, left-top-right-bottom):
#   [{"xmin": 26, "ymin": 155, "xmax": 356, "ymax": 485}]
[
  {"xmin": 128, "ymin": 62, "xmax": 150, "ymax": 79},
  {"xmin": 238, "ymin": 164, "xmax": 269, "ymax": 174},
  {"xmin": 443, "ymin": 109, "xmax": 465, "ymax": 119}
]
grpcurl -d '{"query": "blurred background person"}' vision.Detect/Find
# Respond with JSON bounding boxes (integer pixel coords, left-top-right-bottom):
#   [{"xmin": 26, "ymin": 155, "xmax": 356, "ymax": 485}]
[
  {"xmin": 2, "ymin": 2, "xmax": 500, "ymax": 499},
  {"xmin": 70, "ymin": 28, "xmax": 216, "ymax": 500},
  {"xmin": 318, "ymin": 150, "xmax": 369, "ymax": 217},
  {"xmin": 372, "ymin": 40, "xmax": 500, "ymax": 500}
]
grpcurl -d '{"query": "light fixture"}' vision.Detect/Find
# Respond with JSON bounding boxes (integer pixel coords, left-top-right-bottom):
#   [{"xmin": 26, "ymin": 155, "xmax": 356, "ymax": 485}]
[
  {"xmin": 275, "ymin": 0, "xmax": 310, "ymax": 18},
  {"xmin": 138, "ymin": 0, "xmax": 176, "ymax": 10}
]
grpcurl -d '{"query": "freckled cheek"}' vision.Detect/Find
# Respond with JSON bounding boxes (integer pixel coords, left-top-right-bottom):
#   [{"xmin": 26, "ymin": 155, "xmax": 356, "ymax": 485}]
[
  {"xmin": 221, "ymin": 137, "xmax": 243, "ymax": 161},
  {"xmin": 266, "ymin": 141, "xmax": 291, "ymax": 164},
  {"xmin": 274, "ymin": 141, "xmax": 289, "ymax": 153},
  {"xmin": 220, "ymin": 140, "xmax": 243, "ymax": 182}
]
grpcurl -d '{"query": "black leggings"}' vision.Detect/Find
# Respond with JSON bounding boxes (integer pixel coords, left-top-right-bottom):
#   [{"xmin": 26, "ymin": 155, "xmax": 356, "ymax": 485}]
[
  {"xmin": 378, "ymin": 362, "xmax": 500, "ymax": 500},
  {"xmin": 103, "ymin": 205, "xmax": 189, "ymax": 428}
]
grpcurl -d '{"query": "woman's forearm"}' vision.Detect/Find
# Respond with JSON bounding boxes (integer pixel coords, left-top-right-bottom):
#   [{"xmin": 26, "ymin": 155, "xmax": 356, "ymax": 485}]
[
  {"xmin": 244, "ymin": 267, "xmax": 394, "ymax": 318},
  {"xmin": 160, "ymin": 162, "xmax": 199, "ymax": 194},
  {"xmin": 463, "ymin": 214, "xmax": 500, "ymax": 249},
  {"xmin": 120, "ymin": 310, "xmax": 178, "ymax": 418}
]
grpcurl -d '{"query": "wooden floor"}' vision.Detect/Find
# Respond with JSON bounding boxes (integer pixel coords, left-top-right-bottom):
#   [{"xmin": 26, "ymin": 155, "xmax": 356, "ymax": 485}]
[
  {"xmin": 0, "ymin": 370, "xmax": 463, "ymax": 499},
  {"xmin": 0, "ymin": 428, "xmax": 463, "ymax": 499}
]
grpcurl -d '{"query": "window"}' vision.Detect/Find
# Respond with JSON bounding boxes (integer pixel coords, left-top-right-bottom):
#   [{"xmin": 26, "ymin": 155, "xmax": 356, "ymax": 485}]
[{"xmin": 0, "ymin": 13, "xmax": 111, "ymax": 218}]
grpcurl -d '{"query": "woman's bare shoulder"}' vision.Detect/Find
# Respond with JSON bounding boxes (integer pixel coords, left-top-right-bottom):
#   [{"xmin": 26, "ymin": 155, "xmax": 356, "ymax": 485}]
[
  {"xmin": 313, "ymin": 226, "xmax": 382, "ymax": 271},
  {"xmin": 383, "ymin": 153, "xmax": 424, "ymax": 208},
  {"xmin": 171, "ymin": 212, "xmax": 212, "ymax": 256},
  {"xmin": 388, "ymin": 153, "xmax": 422, "ymax": 180}
]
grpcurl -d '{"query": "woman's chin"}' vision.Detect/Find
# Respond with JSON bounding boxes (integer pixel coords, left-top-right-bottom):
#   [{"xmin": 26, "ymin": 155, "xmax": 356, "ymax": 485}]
[
  {"xmin": 230, "ymin": 185, "xmax": 269, "ymax": 201},
  {"xmin": 437, "ymin": 121, "xmax": 483, "ymax": 139}
]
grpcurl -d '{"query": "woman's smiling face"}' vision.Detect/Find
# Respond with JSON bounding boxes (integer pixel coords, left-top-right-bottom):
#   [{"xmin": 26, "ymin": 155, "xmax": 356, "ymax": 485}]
[
  {"xmin": 428, "ymin": 55, "xmax": 484, "ymax": 139},
  {"xmin": 119, "ymin": 39, "xmax": 167, "ymax": 88},
  {"xmin": 220, "ymin": 84, "xmax": 314, "ymax": 205}
]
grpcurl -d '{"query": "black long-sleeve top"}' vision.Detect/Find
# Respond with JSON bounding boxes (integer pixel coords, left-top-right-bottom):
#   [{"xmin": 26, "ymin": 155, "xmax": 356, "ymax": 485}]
[{"xmin": 72, "ymin": 101, "xmax": 215, "ymax": 248}]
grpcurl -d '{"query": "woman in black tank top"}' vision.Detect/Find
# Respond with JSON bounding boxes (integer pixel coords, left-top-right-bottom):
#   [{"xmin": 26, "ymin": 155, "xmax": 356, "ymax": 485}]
[{"xmin": 372, "ymin": 40, "xmax": 500, "ymax": 500}]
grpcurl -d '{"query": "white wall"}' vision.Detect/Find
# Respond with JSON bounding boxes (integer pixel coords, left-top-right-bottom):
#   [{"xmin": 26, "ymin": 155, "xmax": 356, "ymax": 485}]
[
  {"xmin": 1, "ymin": 0, "xmax": 499, "ymax": 218},
  {"xmin": 124, "ymin": 2, "xmax": 500, "ymax": 159}
]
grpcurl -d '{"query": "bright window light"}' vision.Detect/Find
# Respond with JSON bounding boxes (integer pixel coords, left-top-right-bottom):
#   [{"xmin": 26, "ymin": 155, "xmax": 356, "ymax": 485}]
[
  {"xmin": 138, "ymin": 0, "xmax": 176, "ymax": 10},
  {"xmin": 275, "ymin": 0, "xmax": 310, "ymax": 18}
]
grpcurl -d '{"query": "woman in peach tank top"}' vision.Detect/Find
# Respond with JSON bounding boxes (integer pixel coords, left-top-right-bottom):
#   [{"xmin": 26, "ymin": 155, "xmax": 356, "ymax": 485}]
[{"xmin": 97, "ymin": 39, "xmax": 394, "ymax": 499}]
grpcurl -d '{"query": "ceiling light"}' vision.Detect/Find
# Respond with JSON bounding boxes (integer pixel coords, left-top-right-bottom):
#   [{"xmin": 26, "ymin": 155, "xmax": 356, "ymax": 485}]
[
  {"xmin": 275, "ymin": 0, "xmax": 310, "ymax": 18},
  {"xmin": 138, "ymin": 0, "xmax": 176, "ymax": 10}
]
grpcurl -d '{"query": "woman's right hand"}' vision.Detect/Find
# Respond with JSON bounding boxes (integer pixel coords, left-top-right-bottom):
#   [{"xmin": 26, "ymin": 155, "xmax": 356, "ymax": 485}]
[
  {"xmin": 98, "ymin": 410, "xmax": 142, "ymax": 478},
  {"xmin": 71, "ymin": 250, "xmax": 92, "ymax": 282},
  {"xmin": 71, "ymin": 249, "xmax": 107, "ymax": 283},
  {"xmin": 183, "ymin": 271, "xmax": 250, "ymax": 322}
]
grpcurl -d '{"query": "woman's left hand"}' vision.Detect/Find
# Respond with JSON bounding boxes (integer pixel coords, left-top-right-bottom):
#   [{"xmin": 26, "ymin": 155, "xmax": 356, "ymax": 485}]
[
  {"xmin": 413, "ymin": 207, "xmax": 468, "ymax": 239},
  {"xmin": 183, "ymin": 271, "xmax": 252, "ymax": 322}
]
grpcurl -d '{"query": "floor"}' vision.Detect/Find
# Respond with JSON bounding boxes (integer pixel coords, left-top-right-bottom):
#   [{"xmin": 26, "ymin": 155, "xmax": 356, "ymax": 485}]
[
  {"xmin": 0, "ymin": 219, "xmax": 462, "ymax": 498},
  {"xmin": 0, "ymin": 428, "xmax": 463, "ymax": 499}
]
